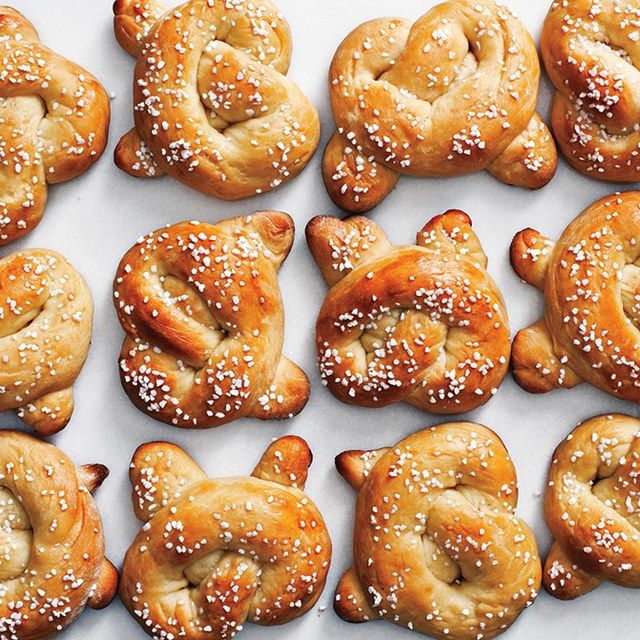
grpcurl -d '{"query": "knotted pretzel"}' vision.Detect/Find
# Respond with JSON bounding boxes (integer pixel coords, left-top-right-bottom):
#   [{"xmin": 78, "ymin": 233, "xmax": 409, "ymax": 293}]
[
  {"xmin": 544, "ymin": 413, "xmax": 640, "ymax": 600},
  {"xmin": 307, "ymin": 209, "xmax": 510, "ymax": 414},
  {"xmin": 113, "ymin": 0, "xmax": 320, "ymax": 199},
  {"xmin": 120, "ymin": 435, "xmax": 332, "ymax": 639},
  {"xmin": 511, "ymin": 191, "xmax": 640, "ymax": 401},
  {"xmin": 0, "ymin": 249, "xmax": 93, "ymax": 435},
  {"xmin": 322, "ymin": 0, "xmax": 557, "ymax": 214},
  {"xmin": 541, "ymin": 0, "xmax": 640, "ymax": 181},
  {"xmin": 113, "ymin": 211, "xmax": 309, "ymax": 429},
  {"xmin": 0, "ymin": 430, "xmax": 117, "ymax": 639},
  {"xmin": 0, "ymin": 7, "xmax": 109, "ymax": 245},
  {"xmin": 334, "ymin": 422, "xmax": 541, "ymax": 640}
]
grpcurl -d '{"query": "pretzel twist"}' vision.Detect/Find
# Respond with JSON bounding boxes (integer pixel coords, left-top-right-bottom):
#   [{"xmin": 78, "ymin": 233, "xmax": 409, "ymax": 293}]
[
  {"xmin": 307, "ymin": 209, "xmax": 510, "ymax": 414},
  {"xmin": 542, "ymin": 0, "xmax": 640, "ymax": 181},
  {"xmin": 113, "ymin": 0, "xmax": 320, "ymax": 199},
  {"xmin": 0, "ymin": 7, "xmax": 109, "ymax": 245},
  {"xmin": 544, "ymin": 413, "xmax": 640, "ymax": 600},
  {"xmin": 113, "ymin": 212, "xmax": 309, "ymax": 429},
  {"xmin": 334, "ymin": 422, "xmax": 541, "ymax": 640},
  {"xmin": 0, "ymin": 249, "xmax": 93, "ymax": 435},
  {"xmin": 120, "ymin": 435, "xmax": 332, "ymax": 639},
  {"xmin": 0, "ymin": 430, "xmax": 117, "ymax": 640},
  {"xmin": 322, "ymin": 0, "xmax": 557, "ymax": 213},
  {"xmin": 511, "ymin": 191, "xmax": 640, "ymax": 401}
]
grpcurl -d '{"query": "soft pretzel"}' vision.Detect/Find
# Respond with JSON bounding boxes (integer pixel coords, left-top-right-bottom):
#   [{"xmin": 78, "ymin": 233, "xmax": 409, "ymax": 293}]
[
  {"xmin": 120, "ymin": 435, "xmax": 332, "ymax": 639},
  {"xmin": 113, "ymin": 211, "xmax": 309, "ymax": 429},
  {"xmin": 335, "ymin": 422, "xmax": 541, "ymax": 640},
  {"xmin": 511, "ymin": 191, "xmax": 640, "ymax": 401},
  {"xmin": 322, "ymin": 0, "xmax": 557, "ymax": 213},
  {"xmin": 0, "ymin": 430, "xmax": 117, "ymax": 639},
  {"xmin": 307, "ymin": 209, "xmax": 510, "ymax": 414},
  {"xmin": 544, "ymin": 413, "xmax": 640, "ymax": 600},
  {"xmin": 0, "ymin": 7, "xmax": 109, "ymax": 245},
  {"xmin": 0, "ymin": 249, "xmax": 93, "ymax": 435},
  {"xmin": 113, "ymin": 0, "xmax": 320, "ymax": 199},
  {"xmin": 541, "ymin": 0, "xmax": 640, "ymax": 181}
]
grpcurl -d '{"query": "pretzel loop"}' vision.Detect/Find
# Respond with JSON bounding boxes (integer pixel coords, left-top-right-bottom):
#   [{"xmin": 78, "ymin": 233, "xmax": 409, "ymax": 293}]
[
  {"xmin": 0, "ymin": 7, "xmax": 109, "ymax": 244},
  {"xmin": 0, "ymin": 431, "xmax": 116, "ymax": 639},
  {"xmin": 335, "ymin": 423, "xmax": 541, "ymax": 640},
  {"xmin": 120, "ymin": 436, "xmax": 331, "ymax": 639},
  {"xmin": 307, "ymin": 210, "xmax": 510, "ymax": 414},
  {"xmin": 323, "ymin": 0, "xmax": 557, "ymax": 212},
  {"xmin": 113, "ymin": 212, "xmax": 309, "ymax": 428},
  {"xmin": 542, "ymin": 0, "xmax": 640, "ymax": 180},
  {"xmin": 113, "ymin": 0, "xmax": 320, "ymax": 198}
]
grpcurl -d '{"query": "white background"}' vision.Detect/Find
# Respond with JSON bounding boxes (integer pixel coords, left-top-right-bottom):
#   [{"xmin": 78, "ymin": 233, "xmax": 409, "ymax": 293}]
[{"xmin": 4, "ymin": 1, "xmax": 639, "ymax": 638}]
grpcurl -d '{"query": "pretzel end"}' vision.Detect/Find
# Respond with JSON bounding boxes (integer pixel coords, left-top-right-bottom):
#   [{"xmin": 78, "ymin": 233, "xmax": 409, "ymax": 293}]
[
  {"xmin": 244, "ymin": 210, "xmax": 295, "ymax": 268},
  {"xmin": 306, "ymin": 214, "xmax": 390, "ymax": 287},
  {"xmin": 334, "ymin": 566, "xmax": 376, "ymax": 623},
  {"xmin": 78, "ymin": 464, "xmax": 110, "ymax": 494},
  {"xmin": 113, "ymin": 0, "xmax": 163, "ymax": 57},
  {"xmin": 510, "ymin": 228, "xmax": 555, "ymax": 290},
  {"xmin": 87, "ymin": 557, "xmax": 119, "ymax": 610},
  {"xmin": 543, "ymin": 541, "xmax": 602, "ymax": 600},
  {"xmin": 0, "ymin": 7, "xmax": 39, "ymax": 40},
  {"xmin": 16, "ymin": 388, "xmax": 75, "ymax": 436},
  {"xmin": 335, "ymin": 448, "xmax": 388, "ymax": 490},
  {"xmin": 252, "ymin": 435, "xmax": 313, "ymax": 490},
  {"xmin": 114, "ymin": 128, "xmax": 164, "ymax": 179},
  {"xmin": 129, "ymin": 441, "xmax": 207, "ymax": 522},
  {"xmin": 322, "ymin": 131, "xmax": 399, "ymax": 214}
]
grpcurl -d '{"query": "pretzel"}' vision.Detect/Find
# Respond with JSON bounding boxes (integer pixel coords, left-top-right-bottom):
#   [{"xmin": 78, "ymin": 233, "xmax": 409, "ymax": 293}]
[
  {"xmin": 307, "ymin": 209, "xmax": 510, "ymax": 414},
  {"xmin": 0, "ymin": 249, "xmax": 93, "ymax": 435},
  {"xmin": 0, "ymin": 7, "xmax": 109, "ymax": 245},
  {"xmin": 543, "ymin": 413, "xmax": 640, "ymax": 600},
  {"xmin": 334, "ymin": 422, "xmax": 540, "ymax": 640},
  {"xmin": 120, "ymin": 435, "xmax": 331, "ymax": 639},
  {"xmin": 322, "ymin": 0, "xmax": 557, "ymax": 213},
  {"xmin": 113, "ymin": 211, "xmax": 309, "ymax": 429},
  {"xmin": 113, "ymin": 0, "xmax": 320, "ymax": 199},
  {"xmin": 511, "ymin": 191, "xmax": 640, "ymax": 401},
  {"xmin": 0, "ymin": 430, "xmax": 117, "ymax": 639},
  {"xmin": 541, "ymin": 0, "xmax": 640, "ymax": 181}
]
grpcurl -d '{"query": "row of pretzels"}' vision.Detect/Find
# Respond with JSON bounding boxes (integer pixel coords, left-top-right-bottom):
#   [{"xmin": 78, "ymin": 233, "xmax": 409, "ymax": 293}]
[
  {"xmin": 2, "ymin": 192, "xmax": 638, "ymax": 434},
  {"xmin": 2, "ymin": 0, "xmax": 640, "ymax": 246},
  {"xmin": 3, "ymin": 412, "xmax": 640, "ymax": 640}
]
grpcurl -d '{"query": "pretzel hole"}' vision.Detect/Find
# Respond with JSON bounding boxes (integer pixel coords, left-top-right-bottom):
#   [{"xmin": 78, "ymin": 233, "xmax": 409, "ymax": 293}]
[{"xmin": 0, "ymin": 486, "xmax": 32, "ymax": 581}]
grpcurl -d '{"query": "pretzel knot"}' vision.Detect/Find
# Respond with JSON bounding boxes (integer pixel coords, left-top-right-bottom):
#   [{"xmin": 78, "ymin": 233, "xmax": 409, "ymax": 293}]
[
  {"xmin": 113, "ymin": 212, "xmax": 309, "ymax": 429},
  {"xmin": 334, "ymin": 422, "xmax": 541, "ymax": 640},
  {"xmin": 0, "ymin": 431, "xmax": 118, "ymax": 640},
  {"xmin": 120, "ymin": 435, "xmax": 332, "ymax": 639},
  {"xmin": 306, "ymin": 209, "xmax": 510, "ymax": 414},
  {"xmin": 542, "ymin": 0, "xmax": 640, "ymax": 181},
  {"xmin": 322, "ymin": 0, "xmax": 557, "ymax": 213},
  {"xmin": 543, "ymin": 413, "xmax": 640, "ymax": 600},
  {"xmin": 0, "ymin": 249, "xmax": 93, "ymax": 436},
  {"xmin": 0, "ymin": 7, "xmax": 109, "ymax": 245},
  {"xmin": 511, "ymin": 191, "xmax": 640, "ymax": 401},
  {"xmin": 113, "ymin": 0, "xmax": 320, "ymax": 199}
]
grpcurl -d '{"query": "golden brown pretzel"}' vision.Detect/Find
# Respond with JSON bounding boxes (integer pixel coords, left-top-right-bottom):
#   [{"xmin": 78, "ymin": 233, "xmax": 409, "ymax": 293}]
[
  {"xmin": 307, "ymin": 209, "xmax": 510, "ymax": 414},
  {"xmin": 0, "ymin": 6, "xmax": 109, "ymax": 245},
  {"xmin": 511, "ymin": 191, "xmax": 640, "ymax": 401},
  {"xmin": 120, "ymin": 435, "xmax": 332, "ymax": 639},
  {"xmin": 335, "ymin": 422, "xmax": 541, "ymax": 640},
  {"xmin": 541, "ymin": 0, "xmax": 640, "ymax": 181},
  {"xmin": 0, "ymin": 249, "xmax": 93, "ymax": 435},
  {"xmin": 0, "ymin": 430, "xmax": 117, "ymax": 639},
  {"xmin": 113, "ymin": 211, "xmax": 309, "ymax": 429},
  {"xmin": 113, "ymin": 0, "xmax": 320, "ymax": 199},
  {"xmin": 544, "ymin": 413, "xmax": 640, "ymax": 600},
  {"xmin": 322, "ymin": 0, "xmax": 557, "ymax": 213}
]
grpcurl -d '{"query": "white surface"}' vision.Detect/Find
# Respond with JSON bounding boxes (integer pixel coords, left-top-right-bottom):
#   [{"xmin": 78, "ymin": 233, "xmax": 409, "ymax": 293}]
[{"xmin": 4, "ymin": 1, "xmax": 639, "ymax": 638}]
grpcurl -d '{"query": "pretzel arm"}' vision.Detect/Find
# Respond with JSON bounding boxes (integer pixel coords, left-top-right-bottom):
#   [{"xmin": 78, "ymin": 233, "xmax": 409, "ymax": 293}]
[
  {"xmin": 511, "ymin": 228, "xmax": 556, "ymax": 290},
  {"xmin": 512, "ymin": 320, "xmax": 582, "ymax": 393}
]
